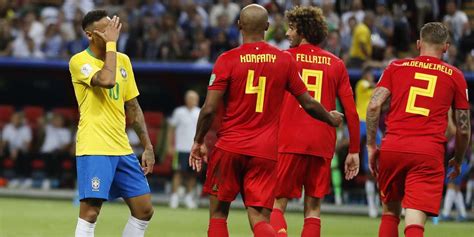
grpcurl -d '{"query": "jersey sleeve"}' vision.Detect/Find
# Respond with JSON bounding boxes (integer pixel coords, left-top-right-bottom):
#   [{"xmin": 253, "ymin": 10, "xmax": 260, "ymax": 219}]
[
  {"xmin": 337, "ymin": 61, "xmax": 360, "ymax": 153},
  {"xmin": 69, "ymin": 55, "xmax": 100, "ymax": 87},
  {"xmin": 337, "ymin": 61, "xmax": 354, "ymax": 98},
  {"xmin": 208, "ymin": 54, "xmax": 230, "ymax": 91},
  {"xmin": 286, "ymin": 55, "xmax": 307, "ymax": 96},
  {"xmin": 453, "ymin": 72, "xmax": 470, "ymax": 110},
  {"xmin": 123, "ymin": 55, "xmax": 140, "ymax": 101}
]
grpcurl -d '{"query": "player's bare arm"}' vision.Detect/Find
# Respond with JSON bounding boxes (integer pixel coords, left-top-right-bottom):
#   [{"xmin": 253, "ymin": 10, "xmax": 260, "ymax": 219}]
[
  {"xmin": 448, "ymin": 109, "xmax": 471, "ymax": 179},
  {"xmin": 125, "ymin": 98, "xmax": 155, "ymax": 175},
  {"xmin": 190, "ymin": 90, "xmax": 224, "ymax": 172},
  {"xmin": 339, "ymin": 95, "xmax": 360, "ymax": 180},
  {"xmin": 296, "ymin": 92, "xmax": 344, "ymax": 127},
  {"xmin": 90, "ymin": 16, "xmax": 122, "ymax": 89},
  {"xmin": 366, "ymin": 87, "xmax": 391, "ymax": 177}
]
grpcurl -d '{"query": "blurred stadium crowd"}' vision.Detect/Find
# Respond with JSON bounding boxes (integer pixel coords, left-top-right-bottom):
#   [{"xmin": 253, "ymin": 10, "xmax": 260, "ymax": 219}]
[{"xmin": 0, "ymin": 0, "xmax": 473, "ymax": 70}]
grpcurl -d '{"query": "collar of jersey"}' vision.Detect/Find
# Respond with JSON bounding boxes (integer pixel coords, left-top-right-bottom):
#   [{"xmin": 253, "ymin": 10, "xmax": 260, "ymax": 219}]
[
  {"xmin": 86, "ymin": 47, "xmax": 99, "ymax": 59},
  {"xmin": 417, "ymin": 55, "xmax": 442, "ymax": 62},
  {"xmin": 241, "ymin": 41, "xmax": 267, "ymax": 49}
]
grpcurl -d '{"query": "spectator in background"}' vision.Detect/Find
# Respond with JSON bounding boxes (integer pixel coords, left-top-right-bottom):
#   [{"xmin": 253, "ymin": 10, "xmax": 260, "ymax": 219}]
[
  {"xmin": 0, "ymin": 0, "xmax": 14, "ymax": 20},
  {"xmin": 62, "ymin": 0, "xmax": 94, "ymax": 21},
  {"xmin": 444, "ymin": 44, "xmax": 460, "ymax": 67},
  {"xmin": 443, "ymin": 0, "xmax": 469, "ymax": 45},
  {"xmin": 38, "ymin": 113, "xmax": 71, "ymax": 190},
  {"xmin": 41, "ymin": 23, "xmax": 65, "ymax": 58},
  {"xmin": 458, "ymin": 18, "xmax": 474, "ymax": 64},
  {"xmin": 415, "ymin": 0, "xmax": 438, "ymax": 31},
  {"xmin": 373, "ymin": 1, "xmax": 393, "ymax": 47},
  {"xmin": 341, "ymin": 0, "xmax": 365, "ymax": 34},
  {"xmin": 168, "ymin": 90, "xmax": 201, "ymax": 209},
  {"xmin": 0, "ymin": 112, "xmax": 32, "ymax": 188},
  {"xmin": 322, "ymin": 0, "xmax": 340, "ymax": 32},
  {"xmin": 179, "ymin": 3, "xmax": 209, "ymax": 31},
  {"xmin": 325, "ymin": 31, "xmax": 342, "ymax": 57},
  {"xmin": 209, "ymin": 0, "xmax": 240, "ymax": 27},
  {"xmin": 65, "ymin": 19, "xmax": 88, "ymax": 57},
  {"xmin": 0, "ymin": 19, "xmax": 13, "ymax": 56},
  {"xmin": 462, "ymin": 52, "xmax": 474, "ymax": 72},
  {"xmin": 190, "ymin": 29, "xmax": 211, "ymax": 63},
  {"xmin": 268, "ymin": 26, "xmax": 289, "ymax": 49},
  {"xmin": 142, "ymin": 24, "xmax": 161, "ymax": 60},
  {"xmin": 355, "ymin": 66, "xmax": 381, "ymax": 218},
  {"xmin": 341, "ymin": 15, "xmax": 357, "ymax": 59},
  {"xmin": 11, "ymin": 19, "xmax": 44, "ymax": 58},
  {"xmin": 348, "ymin": 11, "xmax": 374, "ymax": 68},
  {"xmin": 158, "ymin": 13, "xmax": 185, "ymax": 61},
  {"xmin": 390, "ymin": 1, "xmax": 411, "ymax": 55},
  {"xmin": 140, "ymin": 0, "xmax": 166, "ymax": 19}
]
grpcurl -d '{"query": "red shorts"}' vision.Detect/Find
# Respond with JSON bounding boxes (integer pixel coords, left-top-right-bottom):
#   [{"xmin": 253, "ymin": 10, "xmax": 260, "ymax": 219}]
[
  {"xmin": 203, "ymin": 147, "xmax": 277, "ymax": 209},
  {"xmin": 378, "ymin": 150, "xmax": 444, "ymax": 216},
  {"xmin": 275, "ymin": 153, "xmax": 331, "ymax": 199}
]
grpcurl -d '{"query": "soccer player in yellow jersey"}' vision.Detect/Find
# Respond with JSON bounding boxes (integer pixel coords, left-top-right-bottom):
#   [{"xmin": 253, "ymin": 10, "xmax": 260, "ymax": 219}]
[
  {"xmin": 69, "ymin": 10, "xmax": 155, "ymax": 237},
  {"xmin": 356, "ymin": 66, "xmax": 382, "ymax": 218}
]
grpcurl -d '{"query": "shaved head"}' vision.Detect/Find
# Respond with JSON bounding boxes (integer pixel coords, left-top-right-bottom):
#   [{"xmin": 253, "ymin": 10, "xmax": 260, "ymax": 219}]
[{"xmin": 238, "ymin": 4, "xmax": 269, "ymax": 35}]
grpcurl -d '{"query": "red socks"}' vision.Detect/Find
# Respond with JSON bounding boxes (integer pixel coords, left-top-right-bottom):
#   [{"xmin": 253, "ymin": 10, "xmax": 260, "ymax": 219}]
[
  {"xmin": 254, "ymin": 221, "xmax": 277, "ymax": 237},
  {"xmin": 379, "ymin": 214, "xmax": 400, "ymax": 237},
  {"xmin": 301, "ymin": 217, "xmax": 321, "ymax": 237},
  {"xmin": 208, "ymin": 218, "xmax": 229, "ymax": 237},
  {"xmin": 404, "ymin": 224, "xmax": 424, "ymax": 237},
  {"xmin": 270, "ymin": 208, "xmax": 288, "ymax": 237}
]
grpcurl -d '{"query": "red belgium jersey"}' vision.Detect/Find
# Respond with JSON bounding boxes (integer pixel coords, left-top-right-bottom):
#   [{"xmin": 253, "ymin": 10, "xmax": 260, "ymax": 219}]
[
  {"xmin": 377, "ymin": 56, "xmax": 469, "ymax": 156},
  {"xmin": 279, "ymin": 44, "xmax": 360, "ymax": 158},
  {"xmin": 208, "ymin": 42, "xmax": 308, "ymax": 160}
]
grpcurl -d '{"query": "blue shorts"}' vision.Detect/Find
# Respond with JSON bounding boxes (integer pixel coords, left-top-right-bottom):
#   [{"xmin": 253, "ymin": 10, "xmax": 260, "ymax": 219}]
[
  {"xmin": 76, "ymin": 154, "xmax": 150, "ymax": 201},
  {"xmin": 445, "ymin": 161, "xmax": 469, "ymax": 185}
]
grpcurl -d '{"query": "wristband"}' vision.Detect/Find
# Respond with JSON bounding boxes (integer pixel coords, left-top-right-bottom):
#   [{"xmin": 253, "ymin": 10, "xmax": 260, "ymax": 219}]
[{"xmin": 106, "ymin": 42, "xmax": 116, "ymax": 52}]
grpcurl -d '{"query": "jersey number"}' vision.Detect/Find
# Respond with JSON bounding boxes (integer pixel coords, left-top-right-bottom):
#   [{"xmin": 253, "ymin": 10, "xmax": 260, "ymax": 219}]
[
  {"xmin": 108, "ymin": 82, "xmax": 120, "ymax": 100},
  {"xmin": 245, "ymin": 70, "xmax": 266, "ymax": 113},
  {"xmin": 302, "ymin": 69, "xmax": 323, "ymax": 102},
  {"xmin": 405, "ymin": 72, "xmax": 437, "ymax": 116}
]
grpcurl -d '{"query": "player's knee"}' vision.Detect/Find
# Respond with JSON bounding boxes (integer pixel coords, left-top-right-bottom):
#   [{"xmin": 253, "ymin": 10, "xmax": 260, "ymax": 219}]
[
  {"xmin": 136, "ymin": 205, "xmax": 154, "ymax": 221},
  {"xmin": 81, "ymin": 208, "xmax": 101, "ymax": 223}
]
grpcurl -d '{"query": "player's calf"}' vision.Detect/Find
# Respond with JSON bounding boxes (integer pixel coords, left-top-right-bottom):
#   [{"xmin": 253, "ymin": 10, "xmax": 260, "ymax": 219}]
[
  {"xmin": 270, "ymin": 198, "xmax": 289, "ymax": 236},
  {"xmin": 379, "ymin": 201, "xmax": 402, "ymax": 237},
  {"xmin": 302, "ymin": 196, "xmax": 322, "ymax": 237}
]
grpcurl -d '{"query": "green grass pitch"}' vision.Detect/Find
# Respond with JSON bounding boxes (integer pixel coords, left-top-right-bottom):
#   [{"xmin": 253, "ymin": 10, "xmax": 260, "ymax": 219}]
[{"xmin": 0, "ymin": 197, "xmax": 472, "ymax": 237}]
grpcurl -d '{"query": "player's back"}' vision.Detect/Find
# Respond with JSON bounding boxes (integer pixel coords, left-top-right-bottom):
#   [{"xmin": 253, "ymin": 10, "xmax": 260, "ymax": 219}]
[
  {"xmin": 378, "ymin": 56, "xmax": 469, "ymax": 156},
  {"xmin": 279, "ymin": 44, "xmax": 352, "ymax": 158},
  {"xmin": 208, "ymin": 41, "xmax": 306, "ymax": 160}
]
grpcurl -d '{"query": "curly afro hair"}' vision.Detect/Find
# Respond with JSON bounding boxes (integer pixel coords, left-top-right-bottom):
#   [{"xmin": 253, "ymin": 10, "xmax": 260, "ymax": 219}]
[{"xmin": 285, "ymin": 6, "xmax": 328, "ymax": 46}]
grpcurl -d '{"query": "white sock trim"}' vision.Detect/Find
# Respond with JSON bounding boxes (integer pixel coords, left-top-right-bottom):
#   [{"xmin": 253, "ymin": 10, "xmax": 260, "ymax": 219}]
[
  {"xmin": 129, "ymin": 216, "xmax": 149, "ymax": 230},
  {"xmin": 75, "ymin": 218, "xmax": 96, "ymax": 237}
]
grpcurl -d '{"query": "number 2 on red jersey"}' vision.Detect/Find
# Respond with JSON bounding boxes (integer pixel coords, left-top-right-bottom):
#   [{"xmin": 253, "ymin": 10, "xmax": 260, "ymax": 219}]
[{"xmin": 405, "ymin": 72, "xmax": 437, "ymax": 116}]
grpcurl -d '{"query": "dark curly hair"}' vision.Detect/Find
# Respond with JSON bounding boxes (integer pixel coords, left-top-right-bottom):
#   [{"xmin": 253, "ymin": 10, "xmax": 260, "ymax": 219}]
[
  {"xmin": 285, "ymin": 6, "xmax": 328, "ymax": 46},
  {"xmin": 82, "ymin": 10, "xmax": 108, "ymax": 31}
]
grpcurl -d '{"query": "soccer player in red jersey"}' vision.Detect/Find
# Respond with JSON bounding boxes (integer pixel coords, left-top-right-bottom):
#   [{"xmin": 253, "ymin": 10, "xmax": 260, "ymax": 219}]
[
  {"xmin": 189, "ymin": 4, "xmax": 344, "ymax": 237},
  {"xmin": 270, "ymin": 6, "xmax": 360, "ymax": 237},
  {"xmin": 366, "ymin": 22, "xmax": 471, "ymax": 237}
]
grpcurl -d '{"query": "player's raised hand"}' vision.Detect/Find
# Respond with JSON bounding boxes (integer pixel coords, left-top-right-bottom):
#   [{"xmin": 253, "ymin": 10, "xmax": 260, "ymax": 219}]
[
  {"xmin": 94, "ymin": 15, "xmax": 122, "ymax": 42},
  {"xmin": 344, "ymin": 153, "xmax": 360, "ymax": 180},
  {"xmin": 367, "ymin": 145, "xmax": 379, "ymax": 178},
  {"xmin": 189, "ymin": 142, "xmax": 208, "ymax": 172},
  {"xmin": 329, "ymin": 110, "xmax": 344, "ymax": 127},
  {"xmin": 447, "ymin": 158, "xmax": 461, "ymax": 180},
  {"xmin": 141, "ymin": 148, "xmax": 155, "ymax": 175}
]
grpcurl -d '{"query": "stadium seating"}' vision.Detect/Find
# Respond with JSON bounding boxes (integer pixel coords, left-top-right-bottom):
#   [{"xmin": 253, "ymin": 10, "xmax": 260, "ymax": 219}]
[
  {"xmin": 23, "ymin": 106, "xmax": 44, "ymax": 128},
  {"xmin": 52, "ymin": 107, "xmax": 78, "ymax": 124}
]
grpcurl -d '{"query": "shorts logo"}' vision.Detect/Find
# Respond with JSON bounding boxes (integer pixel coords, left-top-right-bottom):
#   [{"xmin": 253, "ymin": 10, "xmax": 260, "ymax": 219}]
[
  {"xmin": 120, "ymin": 67, "xmax": 127, "ymax": 79},
  {"xmin": 212, "ymin": 184, "xmax": 218, "ymax": 192},
  {"xmin": 91, "ymin": 177, "xmax": 100, "ymax": 192}
]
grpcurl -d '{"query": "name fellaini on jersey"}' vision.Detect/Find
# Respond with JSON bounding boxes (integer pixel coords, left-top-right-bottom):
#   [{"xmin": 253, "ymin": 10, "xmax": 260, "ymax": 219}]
[
  {"xmin": 295, "ymin": 54, "xmax": 331, "ymax": 65},
  {"xmin": 401, "ymin": 60, "xmax": 453, "ymax": 75}
]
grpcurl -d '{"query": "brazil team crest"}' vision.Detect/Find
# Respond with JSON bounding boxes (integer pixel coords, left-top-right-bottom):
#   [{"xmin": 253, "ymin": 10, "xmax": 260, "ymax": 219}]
[
  {"xmin": 120, "ymin": 67, "xmax": 127, "ymax": 79},
  {"xmin": 91, "ymin": 177, "xmax": 100, "ymax": 191}
]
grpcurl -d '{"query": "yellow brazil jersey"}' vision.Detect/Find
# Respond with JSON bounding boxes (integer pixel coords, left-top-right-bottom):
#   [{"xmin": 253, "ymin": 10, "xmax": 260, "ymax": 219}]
[
  {"xmin": 69, "ymin": 48, "xmax": 139, "ymax": 156},
  {"xmin": 355, "ymin": 79, "xmax": 373, "ymax": 122},
  {"xmin": 349, "ymin": 23, "xmax": 372, "ymax": 60}
]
